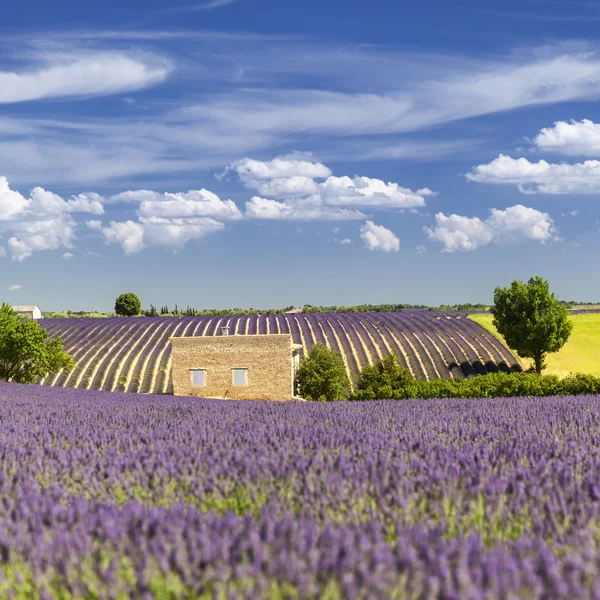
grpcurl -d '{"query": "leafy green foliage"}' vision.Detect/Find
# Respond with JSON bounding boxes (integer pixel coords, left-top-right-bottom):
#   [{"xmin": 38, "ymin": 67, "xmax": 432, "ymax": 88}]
[
  {"xmin": 350, "ymin": 370, "xmax": 600, "ymax": 401},
  {"xmin": 114, "ymin": 293, "xmax": 142, "ymax": 317},
  {"xmin": 0, "ymin": 304, "xmax": 75, "ymax": 384},
  {"xmin": 296, "ymin": 343, "xmax": 349, "ymax": 401},
  {"xmin": 491, "ymin": 276, "xmax": 573, "ymax": 374},
  {"xmin": 352, "ymin": 354, "xmax": 414, "ymax": 400}
]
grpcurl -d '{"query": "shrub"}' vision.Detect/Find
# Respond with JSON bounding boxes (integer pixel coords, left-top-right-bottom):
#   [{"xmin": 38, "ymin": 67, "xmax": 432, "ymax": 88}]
[
  {"xmin": 296, "ymin": 343, "xmax": 349, "ymax": 401},
  {"xmin": 349, "ymin": 368, "xmax": 600, "ymax": 401},
  {"xmin": 352, "ymin": 354, "xmax": 414, "ymax": 400}
]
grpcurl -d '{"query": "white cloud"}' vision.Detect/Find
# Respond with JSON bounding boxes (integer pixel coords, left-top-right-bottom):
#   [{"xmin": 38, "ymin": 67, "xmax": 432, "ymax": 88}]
[
  {"xmin": 360, "ymin": 221, "xmax": 400, "ymax": 252},
  {"xmin": 62, "ymin": 252, "xmax": 74, "ymax": 259},
  {"xmin": 466, "ymin": 154, "xmax": 600, "ymax": 194},
  {"xmin": 113, "ymin": 189, "xmax": 243, "ymax": 220},
  {"xmin": 250, "ymin": 176, "xmax": 320, "ymax": 198},
  {"xmin": 88, "ymin": 217, "xmax": 224, "ymax": 254},
  {"xmin": 86, "ymin": 220, "xmax": 103, "ymax": 231},
  {"xmin": 0, "ymin": 177, "xmax": 105, "ymax": 260},
  {"xmin": 67, "ymin": 193, "xmax": 105, "ymax": 215},
  {"xmin": 228, "ymin": 157, "xmax": 432, "ymax": 219},
  {"xmin": 425, "ymin": 205, "xmax": 557, "ymax": 252},
  {"xmin": 0, "ymin": 51, "xmax": 170, "ymax": 104},
  {"xmin": 8, "ymin": 219, "xmax": 76, "ymax": 262},
  {"xmin": 141, "ymin": 216, "xmax": 225, "ymax": 248},
  {"xmin": 0, "ymin": 247, "xmax": 5, "ymax": 258},
  {"xmin": 320, "ymin": 176, "xmax": 430, "ymax": 208},
  {"xmin": 339, "ymin": 238, "xmax": 352, "ymax": 245},
  {"xmin": 8, "ymin": 284, "xmax": 21, "ymax": 291},
  {"xmin": 0, "ymin": 177, "xmax": 29, "ymax": 220},
  {"xmin": 90, "ymin": 220, "xmax": 144, "ymax": 255},
  {"xmin": 534, "ymin": 119, "xmax": 600, "ymax": 156},
  {"xmin": 415, "ymin": 244, "xmax": 427, "ymax": 254},
  {"xmin": 245, "ymin": 196, "xmax": 365, "ymax": 220},
  {"xmin": 230, "ymin": 157, "xmax": 332, "ymax": 190}
]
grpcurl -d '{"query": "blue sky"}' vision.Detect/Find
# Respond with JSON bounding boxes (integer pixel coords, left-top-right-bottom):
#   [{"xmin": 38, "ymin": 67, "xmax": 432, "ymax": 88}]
[{"xmin": 2, "ymin": 0, "xmax": 600, "ymax": 311}]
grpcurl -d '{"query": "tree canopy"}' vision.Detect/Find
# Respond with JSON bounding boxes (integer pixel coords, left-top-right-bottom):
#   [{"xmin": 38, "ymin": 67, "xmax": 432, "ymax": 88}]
[
  {"xmin": 0, "ymin": 304, "xmax": 75, "ymax": 384},
  {"xmin": 115, "ymin": 293, "xmax": 142, "ymax": 317},
  {"xmin": 491, "ymin": 276, "xmax": 573, "ymax": 375},
  {"xmin": 295, "ymin": 343, "xmax": 349, "ymax": 401}
]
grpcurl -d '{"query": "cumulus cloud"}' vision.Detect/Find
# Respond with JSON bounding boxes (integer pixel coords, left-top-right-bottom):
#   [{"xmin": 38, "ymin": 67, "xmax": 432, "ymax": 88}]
[
  {"xmin": 360, "ymin": 221, "xmax": 400, "ymax": 252},
  {"xmin": 115, "ymin": 189, "xmax": 244, "ymax": 220},
  {"xmin": 466, "ymin": 154, "xmax": 600, "ymax": 194},
  {"xmin": 0, "ymin": 177, "xmax": 105, "ymax": 260},
  {"xmin": 227, "ymin": 157, "xmax": 433, "ymax": 220},
  {"xmin": 339, "ymin": 238, "xmax": 352, "ymax": 245},
  {"xmin": 0, "ymin": 51, "xmax": 170, "ymax": 104},
  {"xmin": 8, "ymin": 284, "xmax": 21, "ymax": 291},
  {"xmin": 425, "ymin": 205, "xmax": 557, "ymax": 252},
  {"xmin": 320, "ymin": 176, "xmax": 432, "ymax": 208},
  {"xmin": 0, "ymin": 247, "xmax": 5, "ymax": 258},
  {"xmin": 83, "ymin": 186, "xmax": 244, "ymax": 254},
  {"xmin": 245, "ymin": 196, "xmax": 365, "ymax": 220},
  {"xmin": 230, "ymin": 157, "xmax": 332, "ymax": 188},
  {"xmin": 62, "ymin": 252, "xmax": 74, "ymax": 259},
  {"xmin": 88, "ymin": 217, "xmax": 224, "ymax": 255},
  {"xmin": 534, "ymin": 119, "xmax": 600, "ymax": 156}
]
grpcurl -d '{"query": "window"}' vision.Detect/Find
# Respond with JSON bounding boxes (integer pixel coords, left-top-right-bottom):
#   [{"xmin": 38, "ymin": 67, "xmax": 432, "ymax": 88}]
[
  {"xmin": 232, "ymin": 368, "xmax": 248, "ymax": 385},
  {"xmin": 190, "ymin": 369, "xmax": 206, "ymax": 387}
]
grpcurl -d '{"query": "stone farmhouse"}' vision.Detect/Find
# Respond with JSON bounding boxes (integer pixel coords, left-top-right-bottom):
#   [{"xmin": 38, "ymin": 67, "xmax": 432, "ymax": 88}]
[
  {"xmin": 12, "ymin": 305, "xmax": 42, "ymax": 320},
  {"xmin": 170, "ymin": 329, "xmax": 303, "ymax": 401}
]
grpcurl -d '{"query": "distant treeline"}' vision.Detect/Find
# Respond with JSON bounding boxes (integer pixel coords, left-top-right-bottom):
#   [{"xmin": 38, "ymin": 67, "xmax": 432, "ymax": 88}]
[{"xmin": 42, "ymin": 301, "xmax": 600, "ymax": 319}]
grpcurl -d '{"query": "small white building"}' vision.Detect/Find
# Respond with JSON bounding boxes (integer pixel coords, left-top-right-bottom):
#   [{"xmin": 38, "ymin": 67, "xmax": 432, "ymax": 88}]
[{"xmin": 12, "ymin": 305, "xmax": 42, "ymax": 320}]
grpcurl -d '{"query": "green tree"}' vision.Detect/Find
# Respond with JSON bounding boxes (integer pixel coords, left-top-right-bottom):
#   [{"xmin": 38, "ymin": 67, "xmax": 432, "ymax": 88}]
[
  {"xmin": 296, "ymin": 343, "xmax": 349, "ymax": 401},
  {"xmin": 0, "ymin": 304, "xmax": 75, "ymax": 384},
  {"xmin": 491, "ymin": 276, "xmax": 573, "ymax": 375},
  {"xmin": 115, "ymin": 293, "xmax": 142, "ymax": 317},
  {"xmin": 352, "ymin": 354, "xmax": 414, "ymax": 399}
]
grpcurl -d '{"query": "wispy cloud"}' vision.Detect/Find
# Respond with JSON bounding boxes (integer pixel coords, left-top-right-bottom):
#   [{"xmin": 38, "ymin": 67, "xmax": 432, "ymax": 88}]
[
  {"xmin": 0, "ymin": 51, "xmax": 170, "ymax": 104},
  {"xmin": 5, "ymin": 39, "xmax": 600, "ymax": 186},
  {"xmin": 198, "ymin": 0, "xmax": 244, "ymax": 9},
  {"xmin": 8, "ymin": 284, "xmax": 22, "ymax": 291},
  {"xmin": 161, "ymin": 0, "xmax": 245, "ymax": 13}
]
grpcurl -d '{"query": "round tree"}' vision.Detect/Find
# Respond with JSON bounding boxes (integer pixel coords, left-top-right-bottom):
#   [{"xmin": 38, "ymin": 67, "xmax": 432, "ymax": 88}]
[
  {"xmin": 491, "ymin": 276, "xmax": 573, "ymax": 375},
  {"xmin": 0, "ymin": 304, "xmax": 75, "ymax": 383},
  {"xmin": 115, "ymin": 293, "xmax": 142, "ymax": 317},
  {"xmin": 295, "ymin": 343, "xmax": 350, "ymax": 401}
]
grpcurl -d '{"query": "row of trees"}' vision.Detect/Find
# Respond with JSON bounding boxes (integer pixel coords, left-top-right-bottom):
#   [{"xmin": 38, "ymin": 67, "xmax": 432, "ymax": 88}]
[{"xmin": 73, "ymin": 290, "xmax": 598, "ymax": 319}]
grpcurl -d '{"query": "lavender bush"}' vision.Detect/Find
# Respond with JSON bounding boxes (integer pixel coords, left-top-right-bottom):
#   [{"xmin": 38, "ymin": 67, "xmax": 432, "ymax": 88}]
[{"xmin": 1, "ymin": 382, "xmax": 600, "ymax": 598}]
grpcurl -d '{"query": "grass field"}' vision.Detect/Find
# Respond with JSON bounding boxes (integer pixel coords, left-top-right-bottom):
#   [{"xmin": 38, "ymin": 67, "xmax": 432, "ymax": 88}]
[{"xmin": 470, "ymin": 313, "xmax": 600, "ymax": 377}]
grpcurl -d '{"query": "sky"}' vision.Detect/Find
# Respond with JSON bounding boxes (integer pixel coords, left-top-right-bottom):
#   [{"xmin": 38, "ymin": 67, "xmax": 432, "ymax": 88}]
[{"xmin": 2, "ymin": 0, "xmax": 600, "ymax": 311}]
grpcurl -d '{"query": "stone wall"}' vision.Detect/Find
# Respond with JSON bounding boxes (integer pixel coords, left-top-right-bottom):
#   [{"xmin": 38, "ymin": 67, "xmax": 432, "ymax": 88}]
[{"xmin": 169, "ymin": 334, "xmax": 295, "ymax": 400}]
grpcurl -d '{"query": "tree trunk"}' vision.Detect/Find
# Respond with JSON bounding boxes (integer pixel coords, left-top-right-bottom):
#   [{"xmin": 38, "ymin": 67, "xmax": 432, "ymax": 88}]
[{"xmin": 533, "ymin": 353, "xmax": 544, "ymax": 375}]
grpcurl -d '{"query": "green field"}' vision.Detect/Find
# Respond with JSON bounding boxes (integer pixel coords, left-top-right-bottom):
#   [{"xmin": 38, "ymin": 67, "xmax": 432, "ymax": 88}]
[{"xmin": 470, "ymin": 313, "xmax": 600, "ymax": 377}]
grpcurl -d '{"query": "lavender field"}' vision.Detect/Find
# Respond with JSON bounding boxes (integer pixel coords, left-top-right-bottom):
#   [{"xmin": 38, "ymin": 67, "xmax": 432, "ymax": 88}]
[
  {"xmin": 38, "ymin": 312, "xmax": 520, "ymax": 394},
  {"xmin": 1, "ymin": 383, "xmax": 600, "ymax": 598}
]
